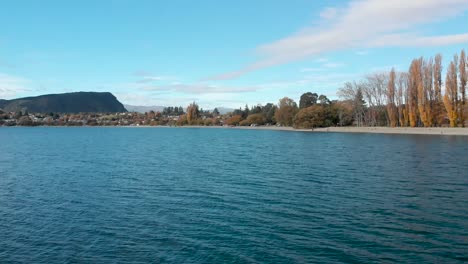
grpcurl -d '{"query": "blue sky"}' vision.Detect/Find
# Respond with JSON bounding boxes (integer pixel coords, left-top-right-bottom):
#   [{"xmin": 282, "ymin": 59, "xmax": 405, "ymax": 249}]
[{"xmin": 1, "ymin": 0, "xmax": 467, "ymax": 108}]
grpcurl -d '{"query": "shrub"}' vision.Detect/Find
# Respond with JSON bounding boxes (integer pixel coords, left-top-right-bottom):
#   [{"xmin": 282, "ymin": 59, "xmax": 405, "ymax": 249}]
[
  {"xmin": 294, "ymin": 105, "xmax": 327, "ymax": 128},
  {"xmin": 225, "ymin": 115, "xmax": 242, "ymax": 126}
]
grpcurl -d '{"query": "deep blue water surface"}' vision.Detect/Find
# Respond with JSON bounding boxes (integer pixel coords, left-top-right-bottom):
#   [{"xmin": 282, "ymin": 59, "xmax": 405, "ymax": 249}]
[{"xmin": 0, "ymin": 127, "xmax": 467, "ymax": 263}]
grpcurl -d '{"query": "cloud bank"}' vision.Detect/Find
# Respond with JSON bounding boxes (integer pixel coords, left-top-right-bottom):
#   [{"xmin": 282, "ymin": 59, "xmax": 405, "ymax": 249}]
[{"xmin": 210, "ymin": 0, "xmax": 468, "ymax": 80}]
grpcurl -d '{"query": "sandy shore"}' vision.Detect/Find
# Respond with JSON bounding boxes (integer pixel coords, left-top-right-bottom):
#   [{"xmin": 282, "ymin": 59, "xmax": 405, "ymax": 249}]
[
  {"xmin": 312, "ymin": 126, "xmax": 468, "ymax": 135},
  {"xmin": 158, "ymin": 125, "xmax": 467, "ymax": 135},
  {"xmin": 145, "ymin": 125, "xmax": 468, "ymax": 135}
]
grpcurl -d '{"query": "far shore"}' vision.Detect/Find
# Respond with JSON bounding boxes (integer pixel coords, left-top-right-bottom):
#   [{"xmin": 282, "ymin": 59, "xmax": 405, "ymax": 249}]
[
  {"xmin": 124, "ymin": 125, "xmax": 468, "ymax": 135},
  {"xmin": 169, "ymin": 125, "xmax": 468, "ymax": 135},
  {"xmin": 3, "ymin": 125, "xmax": 468, "ymax": 136},
  {"xmin": 311, "ymin": 126, "xmax": 468, "ymax": 136}
]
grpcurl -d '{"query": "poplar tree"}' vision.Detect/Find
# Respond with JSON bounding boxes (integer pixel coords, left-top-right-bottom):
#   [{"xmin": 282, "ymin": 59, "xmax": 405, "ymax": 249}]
[
  {"xmin": 386, "ymin": 68, "xmax": 398, "ymax": 127},
  {"xmin": 444, "ymin": 57, "xmax": 459, "ymax": 127},
  {"xmin": 433, "ymin": 54, "xmax": 443, "ymax": 125},
  {"xmin": 419, "ymin": 58, "xmax": 434, "ymax": 127},
  {"xmin": 186, "ymin": 102, "xmax": 200, "ymax": 125},
  {"xmin": 459, "ymin": 49, "xmax": 467, "ymax": 127},
  {"xmin": 397, "ymin": 72, "xmax": 409, "ymax": 127},
  {"xmin": 408, "ymin": 59, "xmax": 421, "ymax": 127}
]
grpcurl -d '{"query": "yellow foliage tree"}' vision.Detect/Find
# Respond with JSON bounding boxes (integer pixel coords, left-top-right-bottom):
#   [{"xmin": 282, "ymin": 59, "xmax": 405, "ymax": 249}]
[
  {"xmin": 186, "ymin": 102, "xmax": 200, "ymax": 125},
  {"xmin": 386, "ymin": 68, "xmax": 398, "ymax": 127},
  {"xmin": 418, "ymin": 58, "xmax": 434, "ymax": 127},
  {"xmin": 224, "ymin": 115, "xmax": 242, "ymax": 126},
  {"xmin": 444, "ymin": 58, "xmax": 458, "ymax": 127},
  {"xmin": 433, "ymin": 54, "xmax": 444, "ymax": 126},
  {"xmin": 293, "ymin": 105, "xmax": 327, "ymax": 128},
  {"xmin": 408, "ymin": 59, "xmax": 421, "ymax": 127},
  {"xmin": 274, "ymin": 97, "xmax": 298, "ymax": 126}
]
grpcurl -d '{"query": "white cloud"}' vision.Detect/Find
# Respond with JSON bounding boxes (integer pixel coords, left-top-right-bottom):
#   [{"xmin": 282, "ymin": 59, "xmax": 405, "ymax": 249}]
[
  {"xmin": 141, "ymin": 83, "xmax": 260, "ymax": 94},
  {"xmin": 369, "ymin": 64, "xmax": 404, "ymax": 73},
  {"xmin": 133, "ymin": 70, "xmax": 151, "ymax": 76},
  {"xmin": 320, "ymin": 7, "xmax": 338, "ymax": 20},
  {"xmin": 315, "ymin": 58, "xmax": 329, "ymax": 63},
  {"xmin": 368, "ymin": 33, "xmax": 468, "ymax": 47},
  {"xmin": 115, "ymin": 91, "xmax": 238, "ymax": 108},
  {"xmin": 300, "ymin": 60, "xmax": 344, "ymax": 72},
  {"xmin": 209, "ymin": 0, "xmax": 468, "ymax": 80},
  {"xmin": 355, "ymin": 50, "xmax": 369, "ymax": 56},
  {"xmin": 114, "ymin": 92, "xmax": 174, "ymax": 106},
  {"xmin": 323, "ymin": 62, "xmax": 345, "ymax": 68},
  {"xmin": 117, "ymin": 72, "xmax": 365, "ymax": 108},
  {"xmin": 136, "ymin": 76, "xmax": 164, "ymax": 83},
  {"xmin": 300, "ymin": 68, "xmax": 324, "ymax": 73},
  {"xmin": 132, "ymin": 70, "xmax": 176, "ymax": 83}
]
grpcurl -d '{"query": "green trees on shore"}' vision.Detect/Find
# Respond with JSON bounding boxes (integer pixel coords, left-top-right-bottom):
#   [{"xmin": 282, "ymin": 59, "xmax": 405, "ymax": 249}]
[
  {"xmin": 294, "ymin": 94, "xmax": 355, "ymax": 128},
  {"xmin": 275, "ymin": 97, "xmax": 298, "ymax": 126}
]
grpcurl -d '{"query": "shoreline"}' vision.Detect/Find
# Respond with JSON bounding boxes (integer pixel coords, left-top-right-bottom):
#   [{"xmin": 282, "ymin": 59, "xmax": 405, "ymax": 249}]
[
  {"xmin": 2, "ymin": 125, "xmax": 468, "ymax": 135},
  {"xmin": 311, "ymin": 126, "xmax": 468, "ymax": 136},
  {"xmin": 192, "ymin": 126, "xmax": 468, "ymax": 135}
]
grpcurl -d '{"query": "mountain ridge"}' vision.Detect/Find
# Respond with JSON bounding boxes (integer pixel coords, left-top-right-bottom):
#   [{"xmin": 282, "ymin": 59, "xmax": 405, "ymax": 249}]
[{"xmin": 0, "ymin": 92, "xmax": 127, "ymax": 113}]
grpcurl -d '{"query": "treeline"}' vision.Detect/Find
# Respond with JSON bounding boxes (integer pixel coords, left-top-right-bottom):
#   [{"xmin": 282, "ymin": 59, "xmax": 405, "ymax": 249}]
[
  {"xmin": 162, "ymin": 106, "xmax": 184, "ymax": 116},
  {"xmin": 173, "ymin": 93, "xmax": 352, "ymax": 128},
  {"xmin": 339, "ymin": 49, "xmax": 467, "ymax": 127},
  {"xmin": 208, "ymin": 49, "xmax": 467, "ymax": 129}
]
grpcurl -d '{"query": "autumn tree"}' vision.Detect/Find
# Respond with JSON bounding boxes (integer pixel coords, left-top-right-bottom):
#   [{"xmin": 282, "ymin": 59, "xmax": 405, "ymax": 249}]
[
  {"xmin": 386, "ymin": 68, "xmax": 398, "ymax": 127},
  {"xmin": 18, "ymin": 116, "xmax": 33, "ymax": 126},
  {"xmin": 418, "ymin": 58, "xmax": 434, "ymax": 127},
  {"xmin": 433, "ymin": 54, "xmax": 444, "ymax": 125},
  {"xmin": 240, "ymin": 113, "xmax": 266, "ymax": 126},
  {"xmin": 186, "ymin": 102, "xmax": 200, "ymax": 125},
  {"xmin": 408, "ymin": 59, "xmax": 421, "ymax": 127},
  {"xmin": 147, "ymin": 110, "xmax": 156, "ymax": 120},
  {"xmin": 459, "ymin": 49, "xmax": 467, "ymax": 127},
  {"xmin": 293, "ymin": 105, "xmax": 327, "ymax": 128},
  {"xmin": 224, "ymin": 115, "xmax": 242, "ymax": 126},
  {"xmin": 176, "ymin": 114, "xmax": 188, "ymax": 126},
  {"xmin": 444, "ymin": 56, "xmax": 459, "ymax": 127},
  {"xmin": 275, "ymin": 97, "xmax": 298, "ymax": 126}
]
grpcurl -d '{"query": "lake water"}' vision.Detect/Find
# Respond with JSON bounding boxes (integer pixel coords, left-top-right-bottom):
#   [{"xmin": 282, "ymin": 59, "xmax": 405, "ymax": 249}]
[{"xmin": 0, "ymin": 127, "xmax": 467, "ymax": 263}]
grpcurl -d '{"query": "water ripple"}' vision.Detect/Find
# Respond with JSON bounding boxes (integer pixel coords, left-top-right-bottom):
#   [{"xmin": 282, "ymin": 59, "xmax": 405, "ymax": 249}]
[{"xmin": 0, "ymin": 127, "xmax": 467, "ymax": 263}]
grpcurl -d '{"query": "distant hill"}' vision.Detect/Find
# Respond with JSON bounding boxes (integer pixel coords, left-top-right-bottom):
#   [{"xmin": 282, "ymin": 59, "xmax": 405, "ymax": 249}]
[
  {"xmin": 214, "ymin": 107, "xmax": 235, "ymax": 115},
  {"xmin": 124, "ymin": 104, "xmax": 235, "ymax": 114},
  {"xmin": 124, "ymin": 104, "xmax": 165, "ymax": 113},
  {"xmin": 0, "ymin": 92, "xmax": 127, "ymax": 113},
  {"xmin": 0, "ymin": 99, "xmax": 7, "ymax": 110}
]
